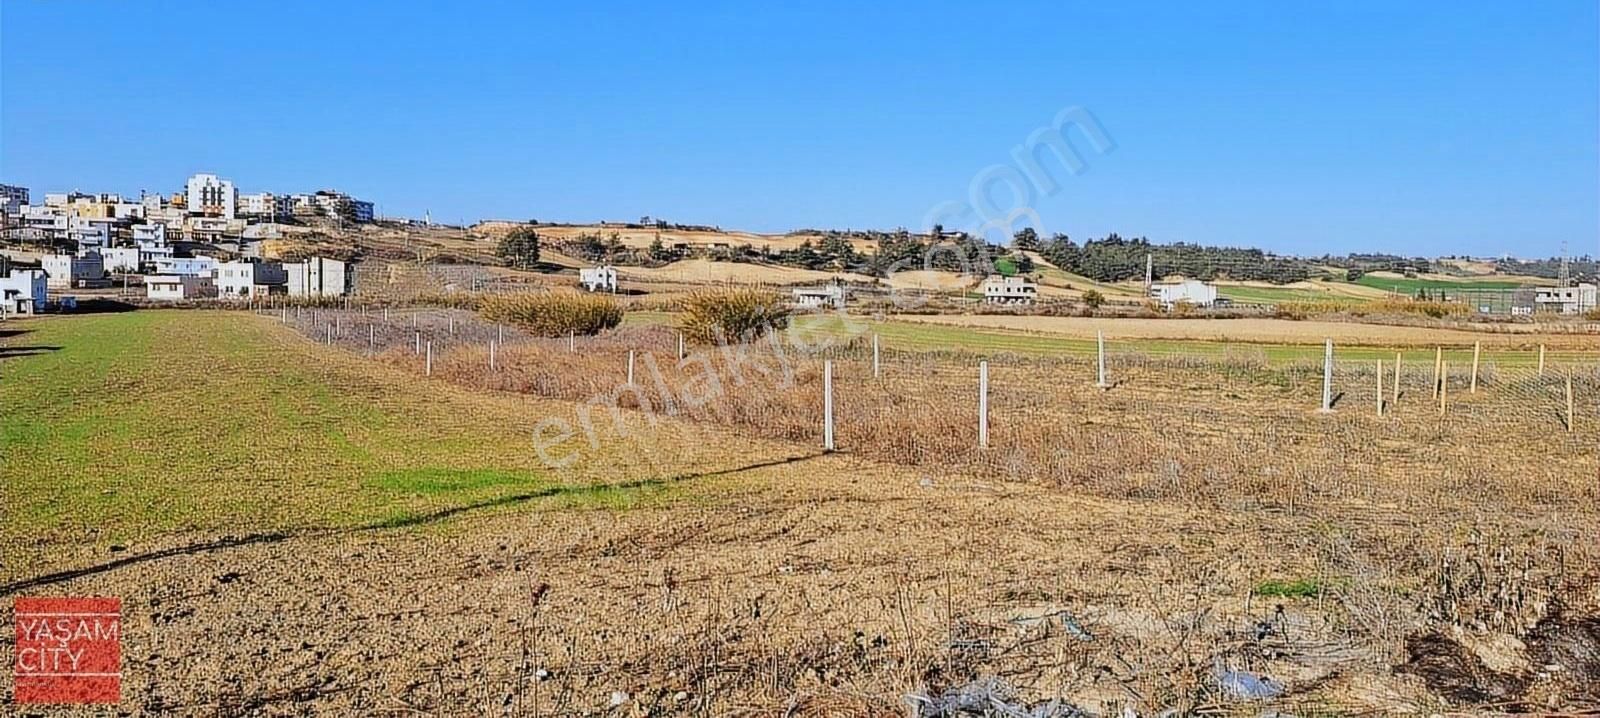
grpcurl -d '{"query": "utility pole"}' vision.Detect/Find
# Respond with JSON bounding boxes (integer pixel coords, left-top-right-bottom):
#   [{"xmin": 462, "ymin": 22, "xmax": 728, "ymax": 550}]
[{"xmin": 1144, "ymin": 253, "xmax": 1153, "ymax": 293}]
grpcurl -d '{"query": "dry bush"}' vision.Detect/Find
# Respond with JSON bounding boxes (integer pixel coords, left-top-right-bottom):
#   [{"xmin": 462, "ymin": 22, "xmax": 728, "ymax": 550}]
[
  {"xmin": 677, "ymin": 288, "xmax": 790, "ymax": 344},
  {"xmin": 477, "ymin": 291, "xmax": 622, "ymax": 336},
  {"xmin": 1279, "ymin": 299, "xmax": 1470, "ymax": 319}
]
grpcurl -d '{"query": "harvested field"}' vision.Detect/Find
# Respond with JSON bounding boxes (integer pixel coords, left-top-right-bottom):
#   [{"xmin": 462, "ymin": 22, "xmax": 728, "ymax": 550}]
[{"xmin": 4, "ymin": 309, "xmax": 1597, "ymax": 715}]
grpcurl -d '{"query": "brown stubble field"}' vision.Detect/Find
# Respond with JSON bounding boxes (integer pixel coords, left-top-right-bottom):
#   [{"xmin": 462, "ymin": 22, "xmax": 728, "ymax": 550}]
[{"xmin": 3, "ymin": 308, "xmax": 1598, "ymax": 715}]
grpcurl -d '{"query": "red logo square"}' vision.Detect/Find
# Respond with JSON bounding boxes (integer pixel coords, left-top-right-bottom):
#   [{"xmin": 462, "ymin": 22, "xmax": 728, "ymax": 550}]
[{"xmin": 13, "ymin": 597, "xmax": 121, "ymax": 704}]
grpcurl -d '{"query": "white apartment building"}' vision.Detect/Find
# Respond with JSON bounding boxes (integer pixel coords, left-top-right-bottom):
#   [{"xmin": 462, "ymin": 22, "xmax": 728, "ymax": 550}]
[
  {"xmin": 238, "ymin": 192, "xmax": 283, "ymax": 219},
  {"xmin": 1534, "ymin": 283, "xmax": 1599, "ymax": 315},
  {"xmin": 215, "ymin": 261, "xmax": 287, "ymax": 298},
  {"xmin": 284, "ymin": 257, "xmax": 353, "ymax": 297},
  {"xmin": 1149, "ymin": 279, "xmax": 1218, "ymax": 308},
  {"xmin": 99, "ymin": 247, "xmax": 143, "ymax": 274},
  {"xmin": 982, "ymin": 275, "xmax": 1039, "ymax": 304},
  {"xmin": 42, "ymin": 251, "xmax": 106, "ymax": 289},
  {"xmin": 0, "ymin": 184, "xmax": 28, "ymax": 215},
  {"xmin": 68, "ymin": 216, "xmax": 114, "ymax": 249},
  {"xmin": 185, "ymin": 173, "xmax": 237, "ymax": 219},
  {"xmin": 153, "ymin": 256, "xmax": 218, "ymax": 276},
  {"xmin": 133, "ymin": 222, "xmax": 167, "ymax": 244},
  {"xmin": 146, "ymin": 274, "xmax": 217, "ymax": 301},
  {"xmin": 0, "ymin": 268, "xmax": 47, "ymax": 316}
]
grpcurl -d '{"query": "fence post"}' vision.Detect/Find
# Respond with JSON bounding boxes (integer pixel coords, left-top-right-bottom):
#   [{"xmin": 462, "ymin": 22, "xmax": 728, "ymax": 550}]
[
  {"xmin": 383, "ymin": 307, "xmax": 389, "ymax": 321},
  {"xmin": 979, "ymin": 361, "xmax": 989, "ymax": 448},
  {"xmin": 1376, "ymin": 360, "xmax": 1383, "ymax": 416},
  {"xmin": 1432, "ymin": 347, "xmax": 1442, "ymax": 398},
  {"xmin": 1096, "ymin": 331, "xmax": 1110, "ymax": 389},
  {"xmin": 369, "ymin": 324, "xmax": 375, "ymax": 353},
  {"xmin": 627, "ymin": 350, "xmax": 635, "ymax": 385},
  {"xmin": 1438, "ymin": 361, "xmax": 1448, "ymax": 415},
  {"xmin": 426, "ymin": 341, "xmax": 433, "ymax": 376},
  {"xmin": 413, "ymin": 330, "xmax": 420, "ymax": 355},
  {"xmin": 1470, "ymin": 341, "xmax": 1480, "ymax": 394},
  {"xmin": 1393, "ymin": 352, "xmax": 1401, "ymax": 404},
  {"xmin": 326, "ymin": 324, "xmax": 333, "ymax": 345},
  {"xmin": 498, "ymin": 323, "xmax": 504, "ymax": 344},
  {"xmin": 569, "ymin": 331, "xmax": 575, "ymax": 353},
  {"xmin": 823, "ymin": 360, "xmax": 835, "ymax": 451},
  {"xmin": 449, "ymin": 314, "xmax": 455, "ymax": 336},
  {"xmin": 1538, "ymin": 344, "xmax": 1546, "ymax": 376},
  {"xmin": 864, "ymin": 334, "xmax": 877, "ymax": 379},
  {"xmin": 1320, "ymin": 339, "xmax": 1333, "ymax": 412},
  {"xmin": 678, "ymin": 334, "xmax": 685, "ymax": 362},
  {"xmin": 490, "ymin": 340, "xmax": 497, "ymax": 371},
  {"xmin": 412, "ymin": 312, "xmax": 418, "ymax": 328},
  {"xmin": 1567, "ymin": 374, "xmax": 1576, "ymax": 433}
]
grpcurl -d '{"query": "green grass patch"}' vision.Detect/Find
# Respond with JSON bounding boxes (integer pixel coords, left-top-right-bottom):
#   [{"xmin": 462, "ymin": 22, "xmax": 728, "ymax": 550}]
[
  {"xmin": 1355, "ymin": 274, "xmax": 1530, "ymax": 293},
  {"xmin": 1253, "ymin": 578, "xmax": 1327, "ymax": 598}
]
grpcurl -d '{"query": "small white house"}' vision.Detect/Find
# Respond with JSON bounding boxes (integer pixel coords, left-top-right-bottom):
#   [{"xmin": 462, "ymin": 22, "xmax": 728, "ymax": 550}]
[
  {"xmin": 1534, "ymin": 284, "xmax": 1598, "ymax": 315},
  {"xmin": 99, "ymin": 247, "xmax": 143, "ymax": 274},
  {"xmin": 42, "ymin": 252, "xmax": 107, "ymax": 289},
  {"xmin": 146, "ymin": 274, "xmax": 217, "ymax": 301},
  {"xmin": 152, "ymin": 256, "xmax": 218, "ymax": 277},
  {"xmin": 0, "ymin": 268, "xmax": 48, "ymax": 316},
  {"xmin": 1149, "ymin": 279, "xmax": 1218, "ymax": 309},
  {"xmin": 216, "ymin": 260, "xmax": 287, "ymax": 298},
  {"xmin": 579, "ymin": 265, "xmax": 618, "ymax": 293},
  {"xmin": 284, "ymin": 256, "xmax": 353, "ymax": 297},
  {"xmin": 793, "ymin": 279, "xmax": 846, "ymax": 309},
  {"xmin": 982, "ymin": 275, "xmax": 1038, "ymax": 305}
]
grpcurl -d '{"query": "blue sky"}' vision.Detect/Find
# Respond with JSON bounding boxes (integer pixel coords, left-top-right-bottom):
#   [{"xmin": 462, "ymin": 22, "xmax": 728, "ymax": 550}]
[{"xmin": 2, "ymin": 1, "xmax": 1596, "ymax": 258}]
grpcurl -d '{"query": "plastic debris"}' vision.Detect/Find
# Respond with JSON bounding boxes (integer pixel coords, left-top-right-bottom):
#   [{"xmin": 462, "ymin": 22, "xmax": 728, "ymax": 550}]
[
  {"xmin": 906, "ymin": 677, "xmax": 1089, "ymax": 717},
  {"xmin": 1214, "ymin": 664, "xmax": 1286, "ymax": 700}
]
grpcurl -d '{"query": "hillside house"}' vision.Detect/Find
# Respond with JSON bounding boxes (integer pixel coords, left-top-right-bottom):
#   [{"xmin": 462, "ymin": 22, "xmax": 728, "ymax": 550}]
[
  {"xmin": 1149, "ymin": 279, "xmax": 1218, "ymax": 308},
  {"xmin": 579, "ymin": 265, "xmax": 618, "ymax": 292},
  {"xmin": 153, "ymin": 256, "xmax": 218, "ymax": 277},
  {"xmin": 793, "ymin": 278, "xmax": 846, "ymax": 309},
  {"xmin": 146, "ymin": 274, "xmax": 217, "ymax": 301},
  {"xmin": 982, "ymin": 275, "xmax": 1038, "ymax": 305},
  {"xmin": 284, "ymin": 257, "xmax": 354, "ymax": 297},
  {"xmin": 0, "ymin": 268, "xmax": 47, "ymax": 316},
  {"xmin": 42, "ymin": 251, "xmax": 107, "ymax": 289},
  {"xmin": 216, "ymin": 260, "xmax": 288, "ymax": 298}
]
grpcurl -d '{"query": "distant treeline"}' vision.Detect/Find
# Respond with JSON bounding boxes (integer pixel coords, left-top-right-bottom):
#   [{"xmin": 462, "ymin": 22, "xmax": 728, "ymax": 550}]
[{"xmin": 1033, "ymin": 232, "xmax": 1314, "ymax": 284}]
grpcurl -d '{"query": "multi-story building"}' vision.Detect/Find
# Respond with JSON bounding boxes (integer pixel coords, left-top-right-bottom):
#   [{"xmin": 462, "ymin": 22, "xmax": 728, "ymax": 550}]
[
  {"xmin": 0, "ymin": 184, "xmax": 28, "ymax": 215},
  {"xmin": 1534, "ymin": 283, "xmax": 1599, "ymax": 315},
  {"xmin": 215, "ymin": 260, "xmax": 287, "ymax": 298},
  {"xmin": 68, "ymin": 216, "xmax": 115, "ymax": 249},
  {"xmin": 152, "ymin": 256, "xmax": 218, "ymax": 277},
  {"xmin": 238, "ymin": 192, "xmax": 282, "ymax": 219},
  {"xmin": 133, "ymin": 222, "xmax": 167, "ymax": 245},
  {"xmin": 284, "ymin": 256, "xmax": 354, "ymax": 297},
  {"xmin": 185, "ymin": 173, "xmax": 236, "ymax": 219},
  {"xmin": 309, "ymin": 190, "xmax": 374, "ymax": 223},
  {"xmin": 982, "ymin": 275, "xmax": 1039, "ymax": 305},
  {"xmin": 42, "ymin": 251, "xmax": 107, "ymax": 289},
  {"xmin": 99, "ymin": 247, "xmax": 144, "ymax": 274}
]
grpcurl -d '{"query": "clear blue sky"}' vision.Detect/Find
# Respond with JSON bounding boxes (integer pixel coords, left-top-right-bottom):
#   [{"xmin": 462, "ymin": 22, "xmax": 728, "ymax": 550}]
[{"xmin": 3, "ymin": 1, "xmax": 1596, "ymax": 258}]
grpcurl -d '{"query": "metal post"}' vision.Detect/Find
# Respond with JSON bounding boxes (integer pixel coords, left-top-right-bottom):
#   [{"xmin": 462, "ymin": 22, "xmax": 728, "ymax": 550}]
[
  {"xmin": 978, "ymin": 361, "xmax": 989, "ymax": 448},
  {"xmin": 872, "ymin": 334, "xmax": 881, "ymax": 379},
  {"xmin": 1096, "ymin": 331, "xmax": 1109, "ymax": 389},
  {"xmin": 823, "ymin": 360, "xmax": 835, "ymax": 451},
  {"xmin": 1320, "ymin": 339, "xmax": 1333, "ymax": 412},
  {"xmin": 425, "ymin": 341, "xmax": 433, "ymax": 376}
]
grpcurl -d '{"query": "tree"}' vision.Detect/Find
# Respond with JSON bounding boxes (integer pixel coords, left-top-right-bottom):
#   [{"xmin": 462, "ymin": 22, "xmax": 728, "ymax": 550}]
[
  {"xmin": 497, "ymin": 227, "xmax": 541, "ymax": 270},
  {"xmin": 1082, "ymin": 289, "xmax": 1105, "ymax": 309},
  {"xmin": 1012, "ymin": 227, "xmax": 1040, "ymax": 251}
]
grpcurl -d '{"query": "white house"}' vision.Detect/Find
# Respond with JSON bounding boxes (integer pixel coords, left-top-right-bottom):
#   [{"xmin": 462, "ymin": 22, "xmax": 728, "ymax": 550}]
[
  {"xmin": 99, "ymin": 247, "xmax": 144, "ymax": 274},
  {"xmin": 216, "ymin": 260, "xmax": 287, "ymax": 298},
  {"xmin": 132, "ymin": 222, "xmax": 167, "ymax": 244},
  {"xmin": 1534, "ymin": 284, "xmax": 1598, "ymax": 315},
  {"xmin": 42, "ymin": 252, "xmax": 106, "ymax": 289},
  {"xmin": 579, "ymin": 265, "xmax": 618, "ymax": 292},
  {"xmin": 1149, "ymin": 279, "xmax": 1218, "ymax": 309},
  {"xmin": 152, "ymin": 256, "xmax": 218, "ymax": 277},
  {"xmin": 237, "ymin": 192, "xmax": 279, "ymax": 218},
  {"xmin": 186, "ymin": 173, "xmax": 237, "ymax": 219},
  {"xmin": 284, "ymin": 257, "xmax": 353, "ymax": 297},
  {"xmin": 146, "ymin": 274, "xmax": 217, "ymax": 300},
  {"xmin": 793, "ymin": 279, "xmax": 846, "ymax": 309},
  {"xmin": 67, "ymin": 216, "xmax": 114, "ymax": 249},
  {"xmin": 982, "ymin": 275, "xmax": 1038, "ymax": 305},
  {"xmin": 0, "ymin": 268, "xmax": 47, "ymax": 316}
]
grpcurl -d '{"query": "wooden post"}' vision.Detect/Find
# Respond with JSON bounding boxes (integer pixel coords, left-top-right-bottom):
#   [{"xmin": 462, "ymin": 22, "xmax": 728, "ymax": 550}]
[
  {"xmin": 569, "ymin": 331, "xmax": 575, "ymax": 352},
  {"xmin": 1432, "ymin": 347, "xmax": 1442, "ymax": 398},
  {"xmin": 1567, "ymin": 374, "xmax": 1576, "ymax": 434},
  {"xmin": 1393, "ymin": 352, "xmax": 1401, "ymax": 404},
  {"xmin": 678, "ymin": 333, "xmax": 685, "ymax": 361},
  {"xmin": 1320, "ymin": 339, "xmax": 1333, "ymax": 412},
  {"xmin": 823, "ymin": 360, "xmax": 835, "ymax": 451},
  {"xmin": 978, "ymin": 361, "xmax": 990, "ymax": 448},
  {"xmin": 1097, "ymin": 331, "xmax": 1110, "ymax": 389},
  {"xmin": 1538, "ymin": 344, "xmax": 1546, "ymax": 376},
  {"xmin": 872, "ymin": 334, "xmax": 881, "ymax": 379},
  {"xmin": 1438, "ymin": 361, "xmax": 1448, "ymax": 415},
  {"xmin": 425, "ymin": 341, "xmax": 433, "ymax": 376},
  {"xmin": 627, "ymin": 350, "xmax": 635, "ymax": 385},
  {"xmin": 1376, "ymin": 360, "xmax": 1383, "ymax": 416},
  {"xmin": 1470, "ymin": 342, "xmax": 1480, "ymax": 394}
]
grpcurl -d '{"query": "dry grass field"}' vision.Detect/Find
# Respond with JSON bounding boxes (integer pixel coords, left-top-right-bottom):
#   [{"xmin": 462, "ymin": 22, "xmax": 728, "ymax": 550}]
[{"xmin": 3, "ymin": 309, "xmax": 1597, "ymax": 715}]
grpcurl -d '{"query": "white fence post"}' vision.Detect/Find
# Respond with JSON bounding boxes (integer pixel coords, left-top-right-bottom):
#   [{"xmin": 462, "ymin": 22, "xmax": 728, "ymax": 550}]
[
  {"xmin": 369, "ymin": 324, "xmax": 375, "ymax": 353},
  {"xmin": 873, "ymin": 334, "xmax": 881, "ymax": 379},
  {"xmin": 413, "ymin": 330, "xmax": 421, "ymax": 355},
  {"xmin": 627, "ymin": 350, "xmax": 635, "ymax": 385},
  {"xmin": 325, "ymin": 324, "xmax": 333, "ymax": 345},
  {"xmin": 1096, "ymin": 331, "xmax": 1109, "ymax": 389},
  {"xmin": 1376, "ymin": 360, "xmax": 1384, "ymax": 416},
  {"xmin": 490, "ymin": 340, "xmax": 497, "ymax": 370},
  {"xmin": 1320, "ymin": 339, "xmax": 1333, "ymax": 412},
  {"xmin": 678, "ymin": 334, "xmax": 685, "ymax": 361},
  {"xmin": 449, "ymin": 314, "xmax": 455, "ymax": 336},
  {"xmin": 426, "ymin": 341, "xmax": 433, "ymax": 376},
  {"xmin": 497, "ymin": 323, "xmax": 504, "ymax": 344},
  {"xmin": 978, "ymin": 361, "xmax": 990, "ymax": 448},
  {"xmin": 823, "ymin": 360, "xmax": 835, "ymax": 451},
  {"xmin": 1470, "ymin": 341, "xmax": 1480, "ymax": 394},
  {"xmin": 569, "ymin": 331, "xmax": 575, "ymax": 352},
  {"xmin": 1538, "ymin": 344, "xmax": 1546, "ymax": 376}
]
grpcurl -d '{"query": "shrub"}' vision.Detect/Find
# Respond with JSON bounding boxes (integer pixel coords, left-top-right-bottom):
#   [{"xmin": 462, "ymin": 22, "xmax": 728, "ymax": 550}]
[
  {"xmin": 478, "ymin": 291, "xmax": 622, "ymax": 336},
  {"xmin": 1082, "ymin": 289, "xmax": 1104, "ymax": 309},
  {"xmin": 678, "ymin": 288, "xmax": 790, "ymax": 344},
  {"xmin": 1585, "ymin": 307, "xmax": 1600, "ymax": 321},
  {"xmin": 497, "ymin": 227, "xmax": 541, "ymax": 270}
]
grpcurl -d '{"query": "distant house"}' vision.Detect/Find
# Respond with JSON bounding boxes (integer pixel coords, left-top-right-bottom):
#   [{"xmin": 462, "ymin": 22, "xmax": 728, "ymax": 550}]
[
  {"xmin": 579, "ymin": 265, "xmax": 618, "ymax": 292},
  {"xmin": 42, "ymin": 251, "xmax": 107, "ymax": 289},
  {"xmin": 284, "ymin": 256, "xmax": 354, "ymax": 297},
  {"xmin": 0, "ymin": 268, "xmax": 47, "ymax": 316},
  {"xmin": 216, "ymin": 260, "xmax": 288, "ymax": 298},
  {"xmin": 146, "ymin": 274, "xmax": 217, "ymax": 301},
  {"xmin": 793, "ymin": 278, "xmax": 846, "ymax": 309},
  {"xmin": 1534, "ymin": 284, "xmax": 1598, "ymax": 315},
  {"xmin": 152, "ymin": 256, "xmax": 218, "ymax": 277},
  {"xmin": 1149, "ymin": 279, "xmax": 1218, "ymax": 308},
  {"xmin": 99, "ymin": 247, "xmax": 143, "ymax": 274},
  {"xmin": 982, "ymin": 275, "xmax": 1038, "ymax": 305}
]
